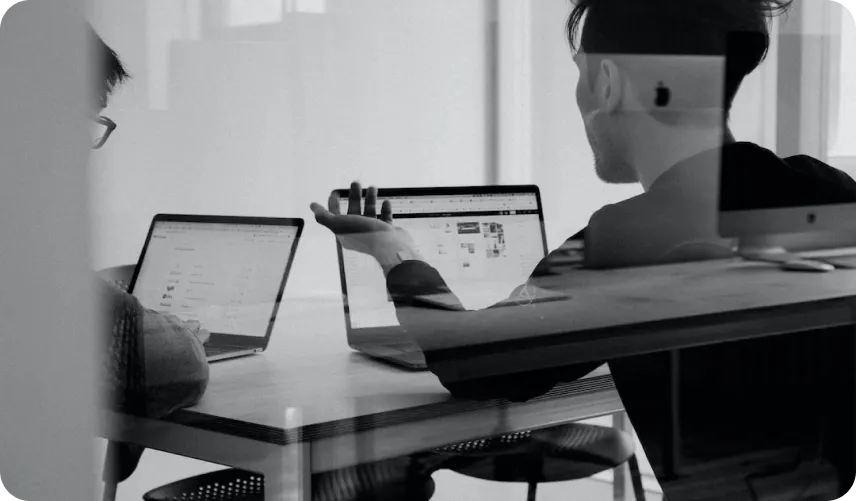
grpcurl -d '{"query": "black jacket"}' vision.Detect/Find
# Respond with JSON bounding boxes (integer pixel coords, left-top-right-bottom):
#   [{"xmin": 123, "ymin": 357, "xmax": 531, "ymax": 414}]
[{"xmin": 384, "ymin": 142, "xmax": 856, "ymax": 475}]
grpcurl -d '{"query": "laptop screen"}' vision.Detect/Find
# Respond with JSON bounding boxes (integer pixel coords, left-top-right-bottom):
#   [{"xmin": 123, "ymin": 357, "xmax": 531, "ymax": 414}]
[
  {"xmin": 339, "ymin": 191, "xmax": 546, "ymax": 329},
  {"xmin": 131, "ymin": 221, "xmax": 299, "ymax": 337}
]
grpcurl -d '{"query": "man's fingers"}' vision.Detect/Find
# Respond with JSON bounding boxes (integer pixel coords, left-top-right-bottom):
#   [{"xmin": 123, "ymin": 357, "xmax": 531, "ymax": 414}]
[
  {"xmin": 365, "ymin": 186, "xmax": 378, "ymax": 218},
  {"xmin": 310, "ymin": 203, "xmax": 355, "ymax": 234},
  {"xmin": 311, "ymin": 204, "xmax": 350, "ymax": 233},
  {"xmin": 328, "ymin": 192, "xmax": 341, "ymax": 215},
  {"xmin": 381, "ymin": 199, "xmax": 394, "ymax": 224},
  {"xmin": 197, "ymin": 329, "xmax": 211, "ymax": 345},
  {"xmin": 310, "ymin": 202, "xmax": 328, "ymax": 220},
  {"xmin": 348, "ymin": 181, "xmax": 362, "ymax": 215},
  {"xmin": 310, "ymin": 203, "xmax": 337, "ymax": 229}
]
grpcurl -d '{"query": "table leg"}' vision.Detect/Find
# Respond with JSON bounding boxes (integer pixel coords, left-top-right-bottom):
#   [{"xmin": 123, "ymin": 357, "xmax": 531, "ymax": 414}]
[
  {"xmin": 260, "ymin": 441, "xmax": 310, "ymax": 501},
  {"xmin": 613, "ymin": 412, "xmax": 629, "ymax": 501},
  {"xmin": 101, "ymin": 481, "xmax": 117, "ymax": 501},
  {"xmin": 663, "ymin": 350, "xmax": 682, "ymax": 479},
  {"xmin": 844, "ymin": 314, "xmax": 856, "ymax": 494},
  {"xmin": 264, "ymin": 407, "xmax": 310, "ymax": 501}
]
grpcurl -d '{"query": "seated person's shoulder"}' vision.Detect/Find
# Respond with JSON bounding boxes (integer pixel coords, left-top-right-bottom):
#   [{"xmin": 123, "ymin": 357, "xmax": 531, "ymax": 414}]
[
  {"xmin": 96, "ymin": 277, "xmax": 145, "ymax": 332},
  {"xmin": 588, "ymin": 194, "xmax": 653, "ymax": 230},
  {"xmin": 786, "ymin": 154, "xmax": 856, "ymax": 194},
  {"xmin": 586, "ymin": 193, "xmax": 732, "ymax": 268},
  {"xmin": 94, "ymin": 276, "xmax": 208, "ymax": 415}
]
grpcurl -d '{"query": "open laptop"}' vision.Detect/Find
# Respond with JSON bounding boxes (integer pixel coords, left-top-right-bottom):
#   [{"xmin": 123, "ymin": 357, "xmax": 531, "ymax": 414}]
[
  {"xmin": 334, "ymin": 186, "xmax": 555, "ymax": 370},
  {"xmin": 128, "ymin": 214, "xmax": 304, "ymax": 362}
]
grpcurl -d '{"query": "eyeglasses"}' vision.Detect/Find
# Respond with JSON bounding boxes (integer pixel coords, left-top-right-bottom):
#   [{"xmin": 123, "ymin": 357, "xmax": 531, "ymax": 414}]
[{"xmin": 91, "ymin": 115, "xmax": 117, "ymax": 149}]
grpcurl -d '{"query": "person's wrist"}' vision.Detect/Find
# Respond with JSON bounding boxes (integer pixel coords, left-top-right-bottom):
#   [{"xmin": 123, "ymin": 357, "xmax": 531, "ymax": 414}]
[{"xmin": 377, "ymin": 247, "xmax": 424, "ymax": 277}]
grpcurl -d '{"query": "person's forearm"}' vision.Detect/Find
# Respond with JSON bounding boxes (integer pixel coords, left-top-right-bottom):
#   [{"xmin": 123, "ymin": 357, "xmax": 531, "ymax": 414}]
[
  {"xmin": 385, "ymin": 260, "xmax": 600, "ymax": 402},
  {"xmin": 141, "ymin": 311, "xmax": 209, "ymax": 417},
  {"xmin": 386, "ymin": 260, "xmax": 463, "ymax": 307}
]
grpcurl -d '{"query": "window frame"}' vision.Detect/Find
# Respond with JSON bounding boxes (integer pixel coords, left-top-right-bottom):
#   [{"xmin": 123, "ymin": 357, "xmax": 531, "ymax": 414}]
[
  {"xmin": 494, "ymin": 0, "xmax": 534, "ymax": 185},
  {"xmin": 786, "ymin": 0, "xmax": 856, "ymax": 167},
  {"xmin": 825, "ymin": 1, "xmax": 856, "ymax": 167}
]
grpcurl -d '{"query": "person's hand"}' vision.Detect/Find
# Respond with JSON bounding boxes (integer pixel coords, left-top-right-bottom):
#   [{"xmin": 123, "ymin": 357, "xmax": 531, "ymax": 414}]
[
  {"xmin": 164, "ymin": 314, "xmax": 210, "ymax": 345},
  {"xmin": 182, "ymin": 320, "xmax": 211, "ymax": 345},
  {"xmin": 310, "ymin": 181, "xmax": 423, "ymax": 276}
]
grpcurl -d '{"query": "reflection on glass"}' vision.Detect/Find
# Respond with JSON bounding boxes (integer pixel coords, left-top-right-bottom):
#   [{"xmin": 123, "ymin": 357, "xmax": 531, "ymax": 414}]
[
  {"xmin": 91, "ymin": 115, "xmax": 117, "ymax": 149},
  {"xmin": 226, "ymin": 0, "xmax": 284, "ymax": 27},
  {"xmin": 830, "ymin": 9, "xmax": 856, "ymax": 157},
  {"xmin": 290, "ymin": 0, "xmax": 327, "ymax": 14}
]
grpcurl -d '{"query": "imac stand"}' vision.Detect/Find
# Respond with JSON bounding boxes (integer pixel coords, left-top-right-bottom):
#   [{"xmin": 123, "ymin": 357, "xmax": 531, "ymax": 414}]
[
  {"xmin": 737, "ymin": 236, "xmax": 795, "ymax": 263},
  {"xmin": 737, "ymin": 236, "xmax": 834, "ymax": 272}
]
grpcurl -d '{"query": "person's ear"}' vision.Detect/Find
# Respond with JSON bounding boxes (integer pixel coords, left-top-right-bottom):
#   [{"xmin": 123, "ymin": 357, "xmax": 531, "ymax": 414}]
[{"xmin": 595, "ymin": 59, "xmax": 623, "ymax": 114}]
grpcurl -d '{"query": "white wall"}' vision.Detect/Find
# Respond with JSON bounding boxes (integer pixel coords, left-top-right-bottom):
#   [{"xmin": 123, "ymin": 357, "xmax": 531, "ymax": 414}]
[
  {"xmin": 830, "ymin": 3, "xmax": 856, "ymax": 158},
  {"xmin": 529, "ymin": 0, "xmax": 642, "ymax": 248},
  {"xmin": 525, "ymin": 0, "xmax": 787, "ymax": 250},
  {"xmin": 93, "ymin": 0, "xmax": 751, "ymax": 282},
  {"xmin": 84, "ymin": 2, "xmax": 680, "ymax": 499},
  {"xmin": 87, "ymin": 0, "xmax": 842, "ymax": 293},
  {"xmin": 729, "ymin": 19, "xmax": 779, "ymax": 152},
  {"xmin": 0, "ymin": 2, "xmax": 96, "ymax": 499},
  {"xmin": 89, "ymin": 0, "xmax": 489, "ymax": 299},
  {"xmin": 89, "ymin": 1, "xmax": 494, "ymax": 496}
]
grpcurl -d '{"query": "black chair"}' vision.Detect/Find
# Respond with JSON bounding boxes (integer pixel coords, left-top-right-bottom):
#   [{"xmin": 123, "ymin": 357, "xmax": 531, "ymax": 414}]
[
  {"xmin": 141, "ymin": 425, "xmax": 646, "ymax": 501},
  {"xmin": 429, "ymin": 422, "xmax": 647, "ymax": 501},
  {"xmin": 142, "ymin": 457, "xmax": 436, "ymax": 501},
  {"xmin": 98, "ymin": 264, "xmax": 145, "ymax": 501},
  {"xmin": 98, "ymin": 264, "xmax": 136, "ymax": 292}
]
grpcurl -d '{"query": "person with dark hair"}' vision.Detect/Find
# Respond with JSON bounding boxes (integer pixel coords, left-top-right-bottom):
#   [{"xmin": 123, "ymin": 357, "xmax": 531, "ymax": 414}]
[
  {"xmin": 87, "ymin": 24, "xmax": 210, "ymax": 500},
  {"xmin": 311, "ymin": 0, "xmax": 856, "ymax": 497},
  {"xmin": 566, "ymin": 0, "xmax": 793, "ymax": 113},
  {"xmin": 90, "ymin": 25, "xmax": 130, "ymax": 110}
]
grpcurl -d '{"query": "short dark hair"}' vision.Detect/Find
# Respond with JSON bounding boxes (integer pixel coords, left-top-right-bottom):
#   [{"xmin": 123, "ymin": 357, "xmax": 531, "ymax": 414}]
[
  {"xmin": 566, "ymin": 0, "xmax": 793, "ymax": 111},
  {"xmin": 88, "ymin": 25, "xmax": 129, "ymax": 108}
]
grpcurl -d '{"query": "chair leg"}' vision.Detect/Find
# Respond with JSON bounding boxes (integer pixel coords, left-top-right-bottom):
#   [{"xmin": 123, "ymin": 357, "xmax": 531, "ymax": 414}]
[
  {"xmin": 527, "ymin": 482, "xmax": 537, "ymax": 501},
  {"xmin": 627, "ymin": 454, "xmax": 647, "ymax": 501},
  {"xmin": 102, "ymin": 481, "xmax": 117, "ymax": 501},
  {"xmin": 102, "ymin": 441, "xmax": 117, "ymax": 501}
]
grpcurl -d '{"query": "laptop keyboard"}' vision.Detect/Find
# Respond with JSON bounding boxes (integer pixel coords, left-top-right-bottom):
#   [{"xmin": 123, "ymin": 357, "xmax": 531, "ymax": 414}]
[
  {"xmin": 204, "ymin": 345, "xmax": 241, "ymax": 357},
  {"xmin": 394, "ymin": 350, "xmax": 426, "ymax": 364},
  {"xmin": 111, "ymin": 279, "xmax": 236, "ymax": 358},
  {"xmin": 372, "ymin": 343, "xmax": 426, "ymax": 366},
  {"xmin": 109, "ymin": 280, "xmax": 244, "ymax": 360}
]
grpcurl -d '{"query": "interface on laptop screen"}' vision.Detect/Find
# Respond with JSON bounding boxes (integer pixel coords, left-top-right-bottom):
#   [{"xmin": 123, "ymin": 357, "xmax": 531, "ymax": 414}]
[
  {"xmin": 340, "ymin": 192, "xmax": 545, "ymax": 329},
  {"xmin": 133, "ymin": 221, "xmax": 298, "ymax": 336}
]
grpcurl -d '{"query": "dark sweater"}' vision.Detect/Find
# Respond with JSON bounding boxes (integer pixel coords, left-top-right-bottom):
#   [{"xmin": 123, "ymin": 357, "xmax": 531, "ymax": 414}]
[
  {"xmin": 384, "ymin": 142, "xmax": 856, "ymax": 478},
  {"xmin": 99, "ymin": 279, "xmax": 210, "ymax": 484}
]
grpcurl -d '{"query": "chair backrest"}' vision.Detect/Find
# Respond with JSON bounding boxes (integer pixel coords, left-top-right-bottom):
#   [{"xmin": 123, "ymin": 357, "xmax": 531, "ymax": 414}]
[
  {"xmin": 143, "ymin": 469, "xmax": 264, "ymax": 501},
  {"xmin": 96, "ymin": 264, "xmax": 136, "ymax": 292}
]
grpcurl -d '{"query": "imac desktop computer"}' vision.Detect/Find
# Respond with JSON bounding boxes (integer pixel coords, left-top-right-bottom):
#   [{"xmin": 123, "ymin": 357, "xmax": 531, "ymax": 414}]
[{"xmin": 719, "ymin": 31, "xmax": 856, "ymax": 272}]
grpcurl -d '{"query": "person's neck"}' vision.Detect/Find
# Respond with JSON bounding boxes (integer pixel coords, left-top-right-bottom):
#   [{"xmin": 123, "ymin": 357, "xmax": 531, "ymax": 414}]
[{"xmin": 632, "ymin": 126, "xmax": 735, "ymax": 192}]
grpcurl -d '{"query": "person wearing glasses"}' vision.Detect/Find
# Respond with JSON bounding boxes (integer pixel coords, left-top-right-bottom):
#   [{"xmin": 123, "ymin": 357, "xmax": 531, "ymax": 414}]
[
  {"xmin": 85, "ymin": 24, "xmax": 211, "ymax": 494},
  {"xmin": 92, "ymin": 115, "xmax": 117, "ymax": 150}
]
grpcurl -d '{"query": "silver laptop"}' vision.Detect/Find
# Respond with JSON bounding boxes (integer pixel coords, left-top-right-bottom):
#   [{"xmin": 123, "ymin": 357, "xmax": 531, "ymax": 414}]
[
  {"xmin": 334, "ymin": 186, "xmax": 553, "ymax": 370},
  {"xmin": 128, "ymin": 214, "xmax": 304, "ymax": 362}
]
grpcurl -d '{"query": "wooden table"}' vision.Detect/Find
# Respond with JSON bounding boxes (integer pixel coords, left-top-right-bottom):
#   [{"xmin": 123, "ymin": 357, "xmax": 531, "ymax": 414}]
[
  {"xmin": 411, "ymin": 255, "xmax": 856, "ymax": 379},
  {"xmin": 102, "ymin": 292, "xmax": 622, "ymax": 500},
  {"xmin": 101, "ymin": 255, "xmax": 856, "ymax": 500}
]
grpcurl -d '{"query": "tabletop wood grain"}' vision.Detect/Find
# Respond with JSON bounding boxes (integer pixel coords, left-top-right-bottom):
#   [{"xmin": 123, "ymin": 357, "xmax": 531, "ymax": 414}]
[{"xmin": 163, "ymin": 254, "xmax": 856, "ymax": 443}]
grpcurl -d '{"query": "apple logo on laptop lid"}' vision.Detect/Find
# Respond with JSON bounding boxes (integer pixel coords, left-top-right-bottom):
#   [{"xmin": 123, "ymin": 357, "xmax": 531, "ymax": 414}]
[{"xmin": 655, "ymin": 81, "xmax": 671, "ymax": 108}]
